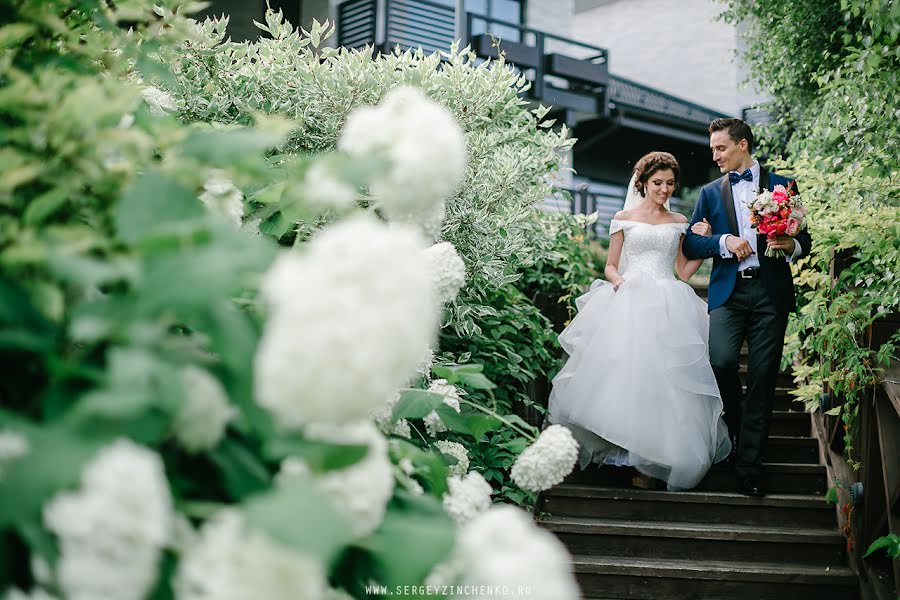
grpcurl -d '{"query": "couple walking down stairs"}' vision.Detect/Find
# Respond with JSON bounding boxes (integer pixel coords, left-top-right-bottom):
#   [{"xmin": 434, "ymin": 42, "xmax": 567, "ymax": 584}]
[{"xmin": 535, "ymin": 286, "xmax": 860, "ymax": 600}]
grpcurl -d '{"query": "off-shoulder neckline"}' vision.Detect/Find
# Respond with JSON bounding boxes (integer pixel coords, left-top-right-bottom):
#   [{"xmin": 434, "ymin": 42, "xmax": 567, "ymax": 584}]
[{"xmin": 611, "ymin": 219, "xmax": 687, "ymax": 226}]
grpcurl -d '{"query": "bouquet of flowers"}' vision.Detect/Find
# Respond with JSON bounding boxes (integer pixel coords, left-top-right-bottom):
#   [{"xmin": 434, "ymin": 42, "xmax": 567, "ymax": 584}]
[{"xmin": 746, "ymin": 182, "xmax": 808, "ymax": 257}]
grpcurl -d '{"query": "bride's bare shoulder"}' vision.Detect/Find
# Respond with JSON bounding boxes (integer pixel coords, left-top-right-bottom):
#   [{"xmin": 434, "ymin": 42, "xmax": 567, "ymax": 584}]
[
  {"xmin": 670, "ymin": 212, "xmax": 688, "ymax": 223},
  {"xmin": 614, "ymin": 210, "xmax": 632, "ymax": 221}
]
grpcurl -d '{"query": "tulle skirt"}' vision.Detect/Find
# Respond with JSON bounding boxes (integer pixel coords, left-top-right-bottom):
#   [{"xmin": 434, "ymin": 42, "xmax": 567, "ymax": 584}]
[{"xmin": 548, "ymin": 271, "xmax": 732, "ymax": 491}]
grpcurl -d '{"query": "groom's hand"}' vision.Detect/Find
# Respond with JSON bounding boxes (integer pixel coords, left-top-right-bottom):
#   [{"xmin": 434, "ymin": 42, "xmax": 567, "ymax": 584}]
[
  {"xmin": 767, "ymin": 235, "xmax": 796, "ymax": 252},
  {"xmin": 725, "ymin": 236, "xmax": 754, "ymax": 261}
]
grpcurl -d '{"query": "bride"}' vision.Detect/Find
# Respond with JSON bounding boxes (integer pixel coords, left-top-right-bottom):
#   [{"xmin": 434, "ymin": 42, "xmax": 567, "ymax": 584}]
[{"xmin": 548, "ymin": 151, "xmax": 731, "ymax": 491}]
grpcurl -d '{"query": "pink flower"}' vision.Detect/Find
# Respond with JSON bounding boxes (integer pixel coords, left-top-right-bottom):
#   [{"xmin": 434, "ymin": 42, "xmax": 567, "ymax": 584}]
[
  {"xmin": 786, "ymin": 219, "xmax": 800, "ymax": 236},
  {"xmin": 772, "ymin": 186, "xmax": 788, "ymax": 204}
]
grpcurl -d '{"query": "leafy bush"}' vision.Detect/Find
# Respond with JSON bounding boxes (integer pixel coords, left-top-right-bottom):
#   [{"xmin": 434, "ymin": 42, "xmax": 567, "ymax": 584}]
[
  {"xmin": 0, "ymin": 2, "xmax": 590, "ymax": 598},
  {"xmin": 719, "ymin": 0, "xmax": 900, "ymax": 467}
]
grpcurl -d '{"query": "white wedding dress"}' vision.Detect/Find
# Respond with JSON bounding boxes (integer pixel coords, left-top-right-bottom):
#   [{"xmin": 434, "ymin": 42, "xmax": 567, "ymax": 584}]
[{"xmin": 548, "ymin": 219, "xmax": 731, "ymax": 491}]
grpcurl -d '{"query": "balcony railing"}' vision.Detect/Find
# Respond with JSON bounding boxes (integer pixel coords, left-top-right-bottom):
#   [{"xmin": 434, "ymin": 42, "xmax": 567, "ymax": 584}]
[{"xmin": 337, "ymin": 0, "xmax": 610, "ymax": 117}]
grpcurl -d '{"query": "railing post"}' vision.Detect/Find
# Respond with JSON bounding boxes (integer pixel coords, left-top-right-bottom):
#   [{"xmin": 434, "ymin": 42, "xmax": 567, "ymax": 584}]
[
  {"xmin": 374, "ymin": 0, "xmax": 387, "ymax": 52},
  {"xmin": 534, "ymin": 31, "xmax": 545, "ymax": 100},
  {"xmin": 454, "ymin": 0, "xmax": 466, "ymax": 45}
]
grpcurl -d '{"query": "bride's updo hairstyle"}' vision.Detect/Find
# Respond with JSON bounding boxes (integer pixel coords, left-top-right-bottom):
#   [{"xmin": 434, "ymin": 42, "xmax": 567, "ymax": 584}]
[{"xmin": 633, "ymin": 152, "xmax": 680, "ymax": 197}]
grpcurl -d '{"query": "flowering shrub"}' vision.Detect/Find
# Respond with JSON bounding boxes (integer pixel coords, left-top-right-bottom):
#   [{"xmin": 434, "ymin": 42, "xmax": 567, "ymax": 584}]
[{"xmin": 0, "ymin": 2, "xmax": 583, "ymax": 598}]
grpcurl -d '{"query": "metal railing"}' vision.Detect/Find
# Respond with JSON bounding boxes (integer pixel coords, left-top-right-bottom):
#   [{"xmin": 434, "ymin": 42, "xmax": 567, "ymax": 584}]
[{"xmin": 336, "ymin": 0, "xmax": 610, "ymax": 115}]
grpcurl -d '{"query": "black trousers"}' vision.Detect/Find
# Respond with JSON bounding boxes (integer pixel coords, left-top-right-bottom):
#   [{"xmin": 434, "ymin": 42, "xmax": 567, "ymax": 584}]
[{"xmin": 708, "ymin": 275, "xmax": 789, "ymax": 482}]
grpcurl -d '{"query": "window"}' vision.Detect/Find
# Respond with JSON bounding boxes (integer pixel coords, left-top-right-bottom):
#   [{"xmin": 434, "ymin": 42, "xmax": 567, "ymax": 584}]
[{"xmin": 431, "ymin": 0, "xmax": 524, "ymax": 42}]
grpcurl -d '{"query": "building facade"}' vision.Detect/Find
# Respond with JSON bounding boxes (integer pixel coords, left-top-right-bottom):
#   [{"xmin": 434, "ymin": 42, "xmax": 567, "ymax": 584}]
[{"xmin": 198, "ymin": 0, "xmax": 748, "ymax": 232}]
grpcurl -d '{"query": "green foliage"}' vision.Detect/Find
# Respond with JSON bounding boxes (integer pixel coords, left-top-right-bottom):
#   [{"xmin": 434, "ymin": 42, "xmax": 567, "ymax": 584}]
[
  {"xmin": 157, "ymin": 10, "xmax": 575, "ymax": 337},
  {"xmin": 721, "ymin": 0, "xmax": 900, "ymax": 470},
  {"xmin": 720, "ymin": 0, "xmax": 900, "ymax": 171}
]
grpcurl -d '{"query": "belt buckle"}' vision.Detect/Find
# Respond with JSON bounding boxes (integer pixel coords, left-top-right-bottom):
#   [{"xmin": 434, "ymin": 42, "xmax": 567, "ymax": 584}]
[{"xmin": 740, "ymin": 269, "xmax": 754, "ymax": 279}]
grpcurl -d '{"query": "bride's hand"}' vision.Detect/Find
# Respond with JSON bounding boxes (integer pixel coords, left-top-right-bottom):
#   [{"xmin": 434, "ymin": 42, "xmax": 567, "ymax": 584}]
[{"xmin": 691, "ymin": 218, "xmax": 712, "ymax": 237}]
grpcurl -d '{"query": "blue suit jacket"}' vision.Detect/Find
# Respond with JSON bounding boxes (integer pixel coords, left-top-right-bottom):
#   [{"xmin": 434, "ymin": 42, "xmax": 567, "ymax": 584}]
[{"xmin": 682, "ymin": 167, "xmax": 812, "ymax": 314}]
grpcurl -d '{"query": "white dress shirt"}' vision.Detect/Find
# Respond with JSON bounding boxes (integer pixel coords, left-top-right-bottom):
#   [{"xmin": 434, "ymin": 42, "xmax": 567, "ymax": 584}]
[{"xmin": 719, "ymin": 160, "xmax": 802, "ymax": 268}]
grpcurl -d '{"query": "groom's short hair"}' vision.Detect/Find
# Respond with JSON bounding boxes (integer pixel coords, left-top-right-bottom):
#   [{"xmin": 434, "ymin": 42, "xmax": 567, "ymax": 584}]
[{"xmin": 709, "ymin": 118, "xmax": 754, "ymax": 153}]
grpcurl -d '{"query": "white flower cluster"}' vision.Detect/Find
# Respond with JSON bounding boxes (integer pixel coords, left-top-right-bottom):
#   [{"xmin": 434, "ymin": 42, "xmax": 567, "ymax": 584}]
[
  {"xmin": 140, "ymin": 86, "xmax": 177, "ymax": 117},
  {"xmin": 510, "ymin": 425, "xmax": 578, "ymax": 492},
  {"xmin": 0, "ymin": 429, "xmax": 29, "ymax": 479},
  {"xmin": 199, "ymin": 169, "xmax": 244, "ymax": 227},
  {"xmin": 174, "ymin": 509, "xmax": 327, "ymax": 600},
  {"xmin": 423, "ymin": 379, "xmax": 463, "ymax": 437},
  {"xmin": 434, "ymin": 440, "xmax": 469, "ymax": 478},
  {"xmin": 43, "ymin": 439, "xmax": 172, "ymax": 600},
  {"xmin": 370, "ymin": 393, "xmax": 412, "ymax": 439},
  {"xmin": 277, "ymin": 421, "xmax": 394, "ymax": 538},
  {"xmin": 423, "ymin": 242, "xmax": 467, "ymax": 305},
  {"xmin": 338, "ymin": 86, "xmax": 466, "ymax": 236},
  {"xmin": 437, "ymin": 506, "xmax": 579, "ymax": 600},
  {"xmin": 173, "ymin": 366, "xmax": 235, "ymax": 453},
  {"xmin": 254, "ymin": 216, "xmax": 439, "ymax": 428},
  {"xmin": 442, "ymin": 472, "xmax": 492, "ymax": 525},
  {"xmin": 302, "ymin": 162, "xmax": 357, "ymax": 211}
]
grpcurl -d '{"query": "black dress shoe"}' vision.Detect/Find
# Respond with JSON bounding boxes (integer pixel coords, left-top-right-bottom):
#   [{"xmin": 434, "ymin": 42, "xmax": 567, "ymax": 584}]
[{"xmin": 737, "ymin": 479, "xmax": 766, "ymax": 497}]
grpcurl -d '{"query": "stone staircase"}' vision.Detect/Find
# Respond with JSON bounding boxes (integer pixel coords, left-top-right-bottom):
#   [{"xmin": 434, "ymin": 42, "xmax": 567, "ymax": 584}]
[{"xmin": 536, "ymin": 345, "xmax": 860, "ymax": 599}]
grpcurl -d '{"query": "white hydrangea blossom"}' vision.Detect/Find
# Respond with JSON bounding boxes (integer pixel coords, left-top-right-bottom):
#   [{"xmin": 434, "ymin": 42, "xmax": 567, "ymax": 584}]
[
  {"xmin": 140, "ymin": 86, "xmax": 177, "ymax": 117},
  {"xmin": 254, "ymin": 216, "xmax": 439, "ymax": 428},
  {"xmin": 370, "ymin": 393, "xmax": 412, "ymax": 439},
  {"xmin": 423, "ymin": 379, "xmax": 463, "ymax": 437},
  {"xmin": 437, "ymin": 506, "xmax": 579, "ymax": 600},
  {"xmin": 174, "ymin": 509, "xmax": 327, "ymax": 600},
  {"xmin": 510, "ymin": 425, "xmax": 578, "ymax": 493},
  {"xmin": 434, "ymin": 440, "xmax": 469, "ymax": 478},
  {"xmin": 442, "ymin": 472, "xmax": 492, "ymax": 525},
  {"xmin": 0, "ymin": 429, "xmax": 29, "ymax": 478},
  {"xmin": 43, "ymin": 438, "xmax": 172, "ymax": 600},
  {"xmin": 423, "ymin": 242, "xmax": 466, "ymax": 305},
  {"xmin": 277, "ymin": 422, "xmax": 394, "ymax": 537},
  {"xmin": 199, "ymin": 169, "xmax": 244, "ymax": 227},
  {"xmin": 337, "ymin": 86, "xmax": 466, "ymax": 231},
  {"xmin": 303, "ymin": 162, "xmax": 357, "ymax": 211},
  {"xmin": 173, "ymin": 366, "xmax": 235, "ymax": 453}
]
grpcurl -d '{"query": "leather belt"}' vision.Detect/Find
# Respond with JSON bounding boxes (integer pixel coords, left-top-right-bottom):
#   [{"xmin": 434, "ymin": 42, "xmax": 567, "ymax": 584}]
[{"xmin": 739, "ymin": 267, "xmax": 761, "ymax": 279}]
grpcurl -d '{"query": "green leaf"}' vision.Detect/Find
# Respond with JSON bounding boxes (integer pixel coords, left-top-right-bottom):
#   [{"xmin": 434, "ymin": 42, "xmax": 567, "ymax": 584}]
[
  {"xmin": 824, "ymin": 406, "xmax": 842, "ymax": 416},
  {"xmin": 435, "ymin": 405, "xmax": 502, "ymax": 441},
  {"xmin": 263, "ymin": 436, "xmax": 368, "ymax": 472},
  {"xmin": 179, "ymin": 126, "xmax": 288, "ymax": 165},
  {"xmin": 432, "ymin": 364, "xmax": 497, "ymax": 390},
  {"xmin": 391, "ymin": 389, "xmax": 446, "ymax": 420},
  {"xmin": 0, "ymin": 24, "xmax": 36, "ymax": 49},
  {"xmin": 243, "ymin": 480, "xmax": 352, "ymax": 566},
  {"xmin": 863, "ymin": 534, "xmax": 900, "ymax": 558},
  {"xmin": 115, "ymin": 171, "xmax": 204, "ymax": 245},
  {"xmin": 209, "ymin": 437, "xmax": 272, "ymax": 500},
  {"xmin": 0, "ymin": 415, "xmax": 104, "ymax": 528},
  {"xmin": 360, "ymin": 492, "xmax": 455, "ymax": 588},
  {"xmin": 824, "ymin": 486, "xmax": 839, "ymax": 504}
]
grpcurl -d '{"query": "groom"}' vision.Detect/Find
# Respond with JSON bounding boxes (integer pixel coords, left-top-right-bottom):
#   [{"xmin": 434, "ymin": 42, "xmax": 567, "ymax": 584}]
[{"xmin": 683, "ymin": 118, "xmax": 812, "ymax": 497}]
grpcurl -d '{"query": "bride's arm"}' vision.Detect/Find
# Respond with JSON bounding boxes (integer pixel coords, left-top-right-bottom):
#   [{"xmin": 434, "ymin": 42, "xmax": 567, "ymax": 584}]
[
  {"xmin": 605, "ymin": 230, "xmax": 626, "ymax": 289},
  {"xmin": 677, "ymin": 241, "xmax": 704, "ymax": 282}
]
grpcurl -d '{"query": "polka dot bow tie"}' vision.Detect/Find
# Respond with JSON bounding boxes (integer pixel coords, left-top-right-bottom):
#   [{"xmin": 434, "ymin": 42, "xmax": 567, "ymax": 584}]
[{"xmin": 728, "ymin": 169, "xmax": 753, "ymax": 185}]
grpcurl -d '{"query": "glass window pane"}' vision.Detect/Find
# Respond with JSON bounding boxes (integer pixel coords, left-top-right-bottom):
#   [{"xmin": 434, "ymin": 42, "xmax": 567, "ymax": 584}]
[
  {"xmin": 491, "ymin": 0, "xmax": 521, "ymax": 23},
  {"xmin": 466, "ymin": 0, "xmax": 487, "ymax": 14}
]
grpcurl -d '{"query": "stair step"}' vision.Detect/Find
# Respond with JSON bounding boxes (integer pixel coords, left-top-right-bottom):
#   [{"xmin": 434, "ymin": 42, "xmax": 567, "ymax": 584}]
[
  {"xmin": 773, "ymin": 388, "xmax": 807, "ymax": 412},
  {"xmin": 697, "ymin": 462, "xmax": 826, "ymax": 495},
  {"xmin": 764, "ymin": 435, "xmax": 819, "ymax": 464},
  {"xmin": 541, "ymin": 486, "xmax": 836, "ymax": 529},
  {"xmin": 540, "ymin": 516, "xmax": 845, "ymax": 567},
  {"xmin": 738, "ymin": 367, "xmax": 795, "ymax": 387},
  {"xmin": 571, "ymin": 555, "xmax": 858, "ymax": 600},
  {"xmin": 770, "ymin": 410, "xmax": 812, "ymax": 436}
]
